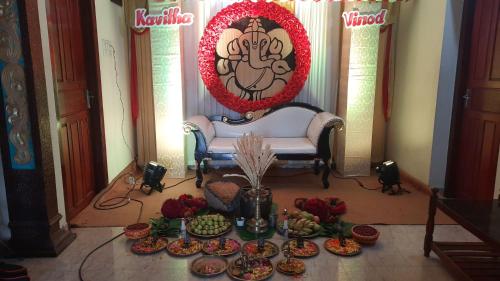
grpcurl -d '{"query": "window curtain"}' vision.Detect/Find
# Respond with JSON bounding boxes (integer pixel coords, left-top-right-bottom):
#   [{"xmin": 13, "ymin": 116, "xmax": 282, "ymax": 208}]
[
  {"xmin": 125, "ymin": 0, "xmax": 157, "ymax": 168},
  {"xmin": 182, "ymin": 1, "xmax": 341, "ymax": 118}
]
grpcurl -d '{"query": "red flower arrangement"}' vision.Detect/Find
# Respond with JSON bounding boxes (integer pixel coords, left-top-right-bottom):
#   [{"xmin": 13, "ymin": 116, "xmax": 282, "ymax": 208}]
[
  {"xmin": 294, "ymin": 197, "xmax": 347, "ymax": 223},
  {"xmin": 198, "ymin": 1, "xmax": 311, "ymax": 113},
  {"xmin": 161, "ymin": 194, "xmax": 208, "ymax": 219}
]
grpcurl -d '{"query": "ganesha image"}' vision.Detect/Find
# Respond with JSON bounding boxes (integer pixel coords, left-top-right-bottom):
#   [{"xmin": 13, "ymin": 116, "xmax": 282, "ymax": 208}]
[{"xmin": 215, "ymin": 17, "xmax": 295, "ymax": 101}]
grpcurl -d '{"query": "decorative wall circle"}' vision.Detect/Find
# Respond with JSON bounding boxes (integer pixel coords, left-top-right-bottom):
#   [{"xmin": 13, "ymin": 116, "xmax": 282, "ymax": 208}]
[{"xmin": 198, "ymin": 1, "xmax": 311, "ymax": 113}]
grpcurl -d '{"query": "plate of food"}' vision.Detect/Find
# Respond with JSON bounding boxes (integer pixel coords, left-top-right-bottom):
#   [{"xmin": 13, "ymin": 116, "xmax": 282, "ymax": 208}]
[
  {"xmin": 242, "ymin": 240, "xmax": 279, "ymax": 259},
  {"xmin": 187, "ymin": 214, "xmax": 232, "ymax": 238},
  {"xmin": 281, "ymin": 239, "xmax": 319, "ymax": 258},
  {"xmin": 278, "ymin": 211, "xmax": 322, "ymax": 238},
  {"xmin": 203, "ymin": 238, "xmax": 241, "ymax": 256},
  {"xmin": 131, "ymin": 236, "xmax": 168, "ymax": 255},
  {"xmin": 324, "ymin": 238, "xmax": 362, "ymax": 256},
  {"xmin": 276, "ymin": 258, "xmax": 305, "ymax": 276},
  {"xmin": 190, "ymin": 256, "xmax": 228, "ymax": 278},
  {"xmin": 166, "ymin": 238, "xmax": 203, "ymax": 257},
  {"xmin": 227, "ymin": 257, "xmax": 274, "ymax": 281}
]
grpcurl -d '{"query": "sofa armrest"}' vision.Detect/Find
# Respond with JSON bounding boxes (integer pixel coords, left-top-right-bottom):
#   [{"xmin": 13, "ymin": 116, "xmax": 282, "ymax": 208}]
[
  {"xmin": 307, "ymin": 112, "xmax": 344, "ymax": 147},
  {"xmin": 184, "ymin": 116, "xmax": 215, "ymax": 143},
  {"xmin": 183, "ymin": 116, "xmax": 215, "ymax": 160}
]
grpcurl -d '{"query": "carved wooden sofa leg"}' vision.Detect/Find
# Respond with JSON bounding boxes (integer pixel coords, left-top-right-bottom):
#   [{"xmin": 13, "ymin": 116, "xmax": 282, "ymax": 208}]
[
  {"xmin": 322, "ymin": 159, "xmax": 330, "ymax": 189},
  {"xmin": 202, "ymin": 159, "xmax": 209, "ymax": 174},
  {"xmin": 195, "ymin": 159, "xmax": 203, "ymax": 188},
  {"xmin": 314, "ymin": 159, "xmax": 320, "ymax": 175}
]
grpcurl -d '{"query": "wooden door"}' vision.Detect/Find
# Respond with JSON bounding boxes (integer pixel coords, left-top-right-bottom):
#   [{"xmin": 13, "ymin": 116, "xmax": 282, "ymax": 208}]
[
  {"xmin": 47, "ymin": 0, "xmax": 96, "ymax": 219},
  {"xmin": 450, "ymin": 0, "xmax": 500, "ymax": 200}
]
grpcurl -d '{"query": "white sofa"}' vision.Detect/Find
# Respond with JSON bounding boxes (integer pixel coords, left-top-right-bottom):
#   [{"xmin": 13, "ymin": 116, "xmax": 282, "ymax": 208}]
[{"xmin": 184, "ymin": 103, "xmax": 344, "ymax": 189}]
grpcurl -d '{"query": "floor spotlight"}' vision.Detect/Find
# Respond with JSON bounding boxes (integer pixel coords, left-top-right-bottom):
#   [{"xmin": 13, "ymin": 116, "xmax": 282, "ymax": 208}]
[{"xmin": 140, "ymin": 161, "xmax": 167, "ymax": 195}]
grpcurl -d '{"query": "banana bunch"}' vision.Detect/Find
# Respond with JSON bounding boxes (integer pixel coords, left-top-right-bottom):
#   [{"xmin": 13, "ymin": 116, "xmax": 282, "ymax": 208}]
[{"xmin": 287, "ymin": 211, "xmax": 321, "ymax": 236}]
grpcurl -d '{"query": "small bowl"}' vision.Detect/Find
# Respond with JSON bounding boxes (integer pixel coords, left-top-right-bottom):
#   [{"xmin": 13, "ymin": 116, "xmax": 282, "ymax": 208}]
[
  {"xmin": 351, "ymin": 225, "xmax": 379, "ymax": 245},
  {"xmin": 124, "ymin": 223, "xmax": 151, "ymax": 240}
]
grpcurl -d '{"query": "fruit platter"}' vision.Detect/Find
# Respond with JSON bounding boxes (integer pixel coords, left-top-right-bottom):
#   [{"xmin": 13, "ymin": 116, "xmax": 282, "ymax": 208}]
[
  {"xmin": 324, "ymin": 238, "xmax": 362, "ymax": 257},
  {"xmin": 242, "ymin": 240, "xmax": 280, "ymax": 259},
  {"xmin": 276, "ymin": 258, "xmax": 305, "ymax": 276},
  {"xmin": 281, "ymin": 239, "xmax": 320, "ymax": 258},
  {"xmin": 166, "ymin": 238, "xmax": 203, "ymax": 257},
  {"xmin": 202, "ymin": 238, "xmax": 241, "ymax": 256},
  {"xmin": 227, "ymin": 257, "xmax": 274, "ymax": 281},
  {"xmin": 131, "ymin": 236, "xmax": 168, "ymax": 255},
  {"xmin": 190, "ymin": 256, "xmax": 228, "ymax": 278},
  {"xmin": 187, "ymin": 214, "xmax": 232, "ymax": 238},
  {"xmin": 278, "ymin": 211, "xmax": 322, "ymax": 238}
]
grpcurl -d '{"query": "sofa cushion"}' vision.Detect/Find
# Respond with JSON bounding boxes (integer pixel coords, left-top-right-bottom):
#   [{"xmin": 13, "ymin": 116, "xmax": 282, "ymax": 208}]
[
  {"xmin": 208, "ymin": 138, "xmax": 317, "ymax": 154},
  {"xmin": 213, "ymin": 107, "xmax": 317, "ymax": 138}
]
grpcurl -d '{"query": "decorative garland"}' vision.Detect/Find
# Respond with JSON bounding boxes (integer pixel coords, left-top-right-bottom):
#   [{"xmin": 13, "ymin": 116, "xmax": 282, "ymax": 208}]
[{"xmin": 198, "ymin": 1, "xmax": 311, "ymax": 113}]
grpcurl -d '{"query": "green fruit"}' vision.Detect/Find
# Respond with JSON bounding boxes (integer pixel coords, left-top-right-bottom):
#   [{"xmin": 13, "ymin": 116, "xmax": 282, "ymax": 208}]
[
  {"xmin": 207, "ymin": 220, "xmax": 213, "ymax": 226},
  {"xmin": 208, "ymin": 230, "xmax": 214, "ymax": 235},
  {"xmin": 303, "ymin": 228, "xmax": 312, "ymax": 234},
  {"xmin": 202, "ymin": 230, "xmax": 207, "ymax": 235},
  {"xmin": 313, "ymin": 224, "xmax": 321, "ymax": 231},
  {"xmin": 214, "ymin": 229, "xmax": 220, "ymax": 234}
]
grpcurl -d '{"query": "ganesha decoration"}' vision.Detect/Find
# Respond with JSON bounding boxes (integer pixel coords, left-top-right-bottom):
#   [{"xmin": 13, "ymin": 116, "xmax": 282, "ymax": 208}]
[{"xmin": 199, "ymin": 1, "xmax": 311, "ymax": 113}]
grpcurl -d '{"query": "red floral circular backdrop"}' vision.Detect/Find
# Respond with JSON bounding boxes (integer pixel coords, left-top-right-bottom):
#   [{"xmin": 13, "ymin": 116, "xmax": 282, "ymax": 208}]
[{"xmin": 198, "ymin": 1, "xmax": 311, "ymax": 113}]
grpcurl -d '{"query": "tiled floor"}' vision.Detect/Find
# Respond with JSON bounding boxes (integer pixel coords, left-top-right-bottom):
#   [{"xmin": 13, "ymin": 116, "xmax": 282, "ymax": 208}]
[{"xmin": 9, "ymin": 225, "xmax": 476, "ymax": 281}]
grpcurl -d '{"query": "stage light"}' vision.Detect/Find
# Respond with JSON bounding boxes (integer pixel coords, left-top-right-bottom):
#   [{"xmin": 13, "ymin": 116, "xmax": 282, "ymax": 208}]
[
  {"xmin": 140, "ymin": 161, "xmax": 167, "ymax": 195},
  {"xmin": 375, "ymin": 160, "xmax": 408, "ymax": 195}
]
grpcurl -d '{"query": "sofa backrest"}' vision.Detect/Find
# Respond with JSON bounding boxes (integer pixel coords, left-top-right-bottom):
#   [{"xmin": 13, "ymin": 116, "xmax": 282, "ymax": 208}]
[{"xmin": 213, "ymin": 106, "xmax": 317, "ymax": 138}]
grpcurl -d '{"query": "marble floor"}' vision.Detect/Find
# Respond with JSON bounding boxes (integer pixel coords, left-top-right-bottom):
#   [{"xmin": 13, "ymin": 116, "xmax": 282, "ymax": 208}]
[{"xmin": 8, "ymin": 225, "xmax": 477, "ymax": 281}]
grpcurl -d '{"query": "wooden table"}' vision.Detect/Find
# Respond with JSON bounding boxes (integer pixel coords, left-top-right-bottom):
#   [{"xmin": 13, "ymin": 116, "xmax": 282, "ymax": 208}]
[{"xmin": 424, "ymin": 189, "xmax": 500, "ymax": 281}]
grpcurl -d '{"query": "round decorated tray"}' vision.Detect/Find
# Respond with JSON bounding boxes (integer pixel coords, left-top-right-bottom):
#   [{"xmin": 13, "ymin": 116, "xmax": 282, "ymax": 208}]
[
  {"xmin": 227, "ymin": 257, "xmax": 274, "ymax": 281},
  {"xmin": 187, "ymin": 214, "xmax": 232, "ymax": 238},
  {"xmin": 124, "ymin": 223, "xmax": 151, "ymax": 240},
  {"xmin": 190, "ymin": 256, "xmax": 228, "ymax": 278},
  {"xmin": 131, "ymin": 236, "xmax": 168, "ymax": 255},
  {"xmin": 242, "ymin": 240, "xmax": 279, "ymax": 259},
  {"xmin": 281, "ymin": 239, "xmax": 319, "ymax": 258},
  {"xmin": 324, "ymin": 238, "xmax": 362, "ymax": 257},
  {"xmin": 203, "ymin": 238, "xmax": 241, "ymax": 256},
  {"xmin": 166, "ymin": 238, "xmax": 203, "ymax": 257},
  {"xmin": 276, "ymin": 258, "xmax": 305, "ymax": 276}
]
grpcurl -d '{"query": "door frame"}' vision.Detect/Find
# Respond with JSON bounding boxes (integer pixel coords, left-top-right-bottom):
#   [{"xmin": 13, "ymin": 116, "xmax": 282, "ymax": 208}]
[
  {"xmin": 45, "ymin": 0, "xmax": 108, "ymax": 208},
  {"xmin": 444, "ymin": 0, "xmax": 476, "ymax": 197},
  {"xmin": 79, "ymin": 0, "xmax": 108, "ymax": 191}
]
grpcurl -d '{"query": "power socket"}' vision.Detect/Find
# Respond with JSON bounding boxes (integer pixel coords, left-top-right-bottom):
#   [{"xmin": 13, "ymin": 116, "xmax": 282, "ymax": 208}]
[
  {"xmin": 126, "ymin": 175, "xmax": 136, "ymax": 185},
  {"xmin": 102, "ymin": 39, "xmax": 113, "ymax": 56}
]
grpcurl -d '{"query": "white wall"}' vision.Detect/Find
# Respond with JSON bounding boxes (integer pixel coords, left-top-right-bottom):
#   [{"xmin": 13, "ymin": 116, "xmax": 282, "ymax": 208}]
[
  {"xmin": 95, "ymin": 0, "xmax": 135, "ymax": 182},
  {"xmin": 37, "ymin": 0, "xmax": 68, "ymax": 230},
  {"xmin": 429, "ymin": 0, "xmax": 464, "ymax": 188},
  {"xmin": 387, "ymin": 0, "xmax": 448, "ymax": 184}
]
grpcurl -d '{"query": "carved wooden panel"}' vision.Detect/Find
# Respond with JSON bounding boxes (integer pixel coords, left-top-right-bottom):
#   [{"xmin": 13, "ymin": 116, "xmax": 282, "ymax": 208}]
[{"xmin": 0, "ymin": 0, "xmax": 35, "ymax": 169}]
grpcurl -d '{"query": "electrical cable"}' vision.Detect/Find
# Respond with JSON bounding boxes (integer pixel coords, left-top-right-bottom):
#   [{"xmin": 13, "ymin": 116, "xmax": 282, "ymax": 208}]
[
  {"xmin": 109, "ymin": 44, "xmax": 134, "ymax": 160},
  {"xmin": 330, "ymin": 171, "xmax": 381, "ymax": 191},
  {"xmin": 78, "ymin": 175, "xmax": 195, "ymax": 281},
  {"xmin": 162, "ymin": 176, "xmax": 197, "ymax": 190}
]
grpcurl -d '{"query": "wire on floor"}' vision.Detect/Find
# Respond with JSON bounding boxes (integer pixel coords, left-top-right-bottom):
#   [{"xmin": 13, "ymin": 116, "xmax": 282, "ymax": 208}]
[
  {"xmin": 78, "ymin": 175, "xmax": 195, "ymax": 281},
  {"xmin": 330, "ymin": 170, "xmax": 380, "ymax": 191}
]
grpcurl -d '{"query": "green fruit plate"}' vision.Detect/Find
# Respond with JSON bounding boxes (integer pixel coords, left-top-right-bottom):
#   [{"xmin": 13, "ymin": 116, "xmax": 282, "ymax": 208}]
[{"xmin": 187, "ymin": 216, "xmax": 233, "ymax": 239}]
